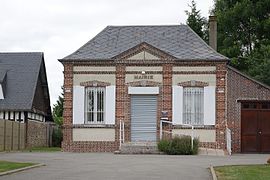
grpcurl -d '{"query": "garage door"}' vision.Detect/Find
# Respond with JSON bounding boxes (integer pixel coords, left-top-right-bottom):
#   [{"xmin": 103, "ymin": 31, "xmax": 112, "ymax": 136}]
[
  {"xmin": 241, "ymin": 102, "xmax": 270, "ymax": 153},
  {"xmin": 131, "ymin": 95, "xmax": 157, "ymax": 142}
]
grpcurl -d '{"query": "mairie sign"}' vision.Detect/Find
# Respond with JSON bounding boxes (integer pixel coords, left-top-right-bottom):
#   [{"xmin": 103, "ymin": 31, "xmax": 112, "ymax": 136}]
[{"xmin": 134, "ymin": 75, "xmax": 153, "ymax": 80}]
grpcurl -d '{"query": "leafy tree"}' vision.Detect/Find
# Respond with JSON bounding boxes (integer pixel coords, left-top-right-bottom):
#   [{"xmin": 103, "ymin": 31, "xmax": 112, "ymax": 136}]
[
  {"xmin": 246, "ymin": 44, "xmax": 270, "ymax": 85},
  {"xmin": 213, "ymin": 0, "xmax": 270, "ymax": 71},
  {"xmin": 53, "ymin": 87, "xmax": 64, "ymax": 126},
  {"xmin": 52, "ymin": 87, "xmax": 64, "ymax": 147},
  {"xmin": 185, "ymin": 0, "xmax": 208, "ymax": 42},
  {"xmin": 212, "ymin": 0, "xmax": 270, "ymax": 85}
]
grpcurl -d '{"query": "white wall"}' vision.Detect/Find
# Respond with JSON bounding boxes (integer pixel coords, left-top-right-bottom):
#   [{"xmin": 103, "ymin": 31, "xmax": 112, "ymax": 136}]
[
  {"xmin": 172, "ymin": 129, "xmax": 216, "ymax": 142},
  {"xmin": 73, "ymin": 128, "xmax": 115, "ymax": 141}
]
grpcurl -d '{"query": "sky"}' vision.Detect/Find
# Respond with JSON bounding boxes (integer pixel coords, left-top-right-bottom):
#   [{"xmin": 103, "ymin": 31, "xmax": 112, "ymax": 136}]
[{"xmin": 0, "ymin": 0, "xmax": 214, "ymax": 107}]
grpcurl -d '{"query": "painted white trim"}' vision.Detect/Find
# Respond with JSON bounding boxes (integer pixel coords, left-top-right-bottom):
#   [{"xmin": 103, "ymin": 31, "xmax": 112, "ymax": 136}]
[
  {"xmin": 10, "ymin": 111, "xmax": 14, "ymax": 120},
  {"xmin": 204, "ymin": 86, "xmax": 216, "ymax": 125},
  {"xmin": 128, "ymin": 87, "xmax": 159, "ymax": 94},
  {"xmin": 172, "ymin": 86, "xmax": 183, "ymax": 125},
  {"xmin": 0, "ymin": 84, "xmax": 4, "ymax": 99},
  {"xmin": 105, "ymin": 86, "xmax": 115, "ymax": 125},
  {"xmin": 73, "ymin": 86, "xmax": 85, "ymax": 124}
]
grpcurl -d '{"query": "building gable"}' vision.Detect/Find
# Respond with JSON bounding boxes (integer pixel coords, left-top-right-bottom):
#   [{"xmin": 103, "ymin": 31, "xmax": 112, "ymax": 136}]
[
  {"xmin": 128, "ymin": 51, "xmax": 160, "ymax": 60},
  {"xmin": 113, "ymin": 42, "xmax": 175, "ymax": 60}
]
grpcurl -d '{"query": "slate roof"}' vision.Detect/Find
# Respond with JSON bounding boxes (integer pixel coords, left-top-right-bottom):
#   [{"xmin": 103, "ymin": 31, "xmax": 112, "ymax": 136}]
[
  {"xmin": 0, "ymin": 52, "xmax": 44, "ymax": 111},
  {"xmin": 61, "ymin": 25, "xmax": 228, "ymax": 61},
  {"xmin": 0, "ymin": 70, "xmax": 7, "ymax": 83}
]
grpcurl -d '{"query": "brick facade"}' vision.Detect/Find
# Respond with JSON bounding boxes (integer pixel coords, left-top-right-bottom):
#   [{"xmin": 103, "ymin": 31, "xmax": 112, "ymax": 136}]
[
  {"xmin": 227, "ymin": 66, "xmax": 270, "ymax": 153},
  {"xmin": 61, "ymin": 44, "xmax": 270, "ymax": 153}
]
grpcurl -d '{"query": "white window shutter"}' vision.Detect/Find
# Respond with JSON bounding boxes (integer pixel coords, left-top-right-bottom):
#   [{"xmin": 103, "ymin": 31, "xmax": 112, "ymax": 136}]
[
  {"xmin": 172, "ymin": 86, "xmax": 183, "ymax": 125},
  {"xmin": 105, "ymin": 85, "xmax": 115, "ymax": 125},
  {"xmin": 204, "ymin": 86, "xmax": 216, "ymax": 125},
  {"xmin": 73, "ymin": 86, "xmax": 85, "ymax": 124}
]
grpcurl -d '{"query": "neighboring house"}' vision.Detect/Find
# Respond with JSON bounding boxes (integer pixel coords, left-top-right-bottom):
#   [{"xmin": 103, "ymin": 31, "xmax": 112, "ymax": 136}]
[
  {"xmin": 0, "ymin": 52, "xmax": 53, "ymax": 149},
  {"xmin": 60, "ymin": 16, "xmax": 270, "ymax": 153}
]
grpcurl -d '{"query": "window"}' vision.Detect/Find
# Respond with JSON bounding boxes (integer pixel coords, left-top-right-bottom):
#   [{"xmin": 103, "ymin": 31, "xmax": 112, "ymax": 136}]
[
  {"xmin": 183, "ymin": 87, "xmax": 204, "ymax": 125},
  {"xmin": 85, "ymin": 87, "xmax": 105, "ymax": 124}
]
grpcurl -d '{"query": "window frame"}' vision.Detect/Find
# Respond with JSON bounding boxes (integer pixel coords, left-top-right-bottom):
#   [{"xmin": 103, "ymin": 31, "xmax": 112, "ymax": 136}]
[
  {"xmin": 84, "ymin": 87, "xmax": 106, "ymax": 124},
  {"xmin": 183, "ymin": 87, "xmax": 204, "ymax": 125}
]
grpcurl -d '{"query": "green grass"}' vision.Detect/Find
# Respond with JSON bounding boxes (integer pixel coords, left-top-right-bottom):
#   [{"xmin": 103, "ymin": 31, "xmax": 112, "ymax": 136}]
[
  {"xmin": 215, "ymin": 164, "xmax": 270, "ymax": 180},
  {"xmin": 0, "ymin": 161, "xmax": 35, "ymax": 173},
  {"xmin": 25, "ymin": 147, "xmax": 61, "ymax": 152}
]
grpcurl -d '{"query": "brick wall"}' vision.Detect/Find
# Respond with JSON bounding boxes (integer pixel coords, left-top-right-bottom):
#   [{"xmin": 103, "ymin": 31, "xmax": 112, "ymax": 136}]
[
  {"xmin": 227, "ymin": 66, "xmax": 270, "ymax": 152},
  {"xmin": 215, "ymin": 62, "xmax": 227, "ymax": 150},
  {"xmin": 61, "ymin": 42, "xmax": 231, "ymax": 152}
]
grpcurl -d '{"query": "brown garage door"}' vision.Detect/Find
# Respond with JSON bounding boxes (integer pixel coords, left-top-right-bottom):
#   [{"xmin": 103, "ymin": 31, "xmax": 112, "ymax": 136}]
[{"xmin": 241, "ymin": 102, "xmax": 270, "ymax": 153}]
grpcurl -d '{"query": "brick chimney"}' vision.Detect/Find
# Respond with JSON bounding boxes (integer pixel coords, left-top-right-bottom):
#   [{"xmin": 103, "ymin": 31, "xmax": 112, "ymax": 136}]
[{"xmin": 209, "ymin": 16, "xmax": 217, "ymax": 51}]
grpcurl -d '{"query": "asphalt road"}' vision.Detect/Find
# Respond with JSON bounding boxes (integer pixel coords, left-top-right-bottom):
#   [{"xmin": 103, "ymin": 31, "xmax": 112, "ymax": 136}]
[{"xmin": 0, "ymin": 152, "xmax": 269, "ymax": 180}]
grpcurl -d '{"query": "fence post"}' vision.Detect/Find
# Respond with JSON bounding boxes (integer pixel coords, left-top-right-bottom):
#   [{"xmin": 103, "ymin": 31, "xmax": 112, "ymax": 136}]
[{"xmin": 3, "ymin": 120, "xmax": 6, "ymax": 151}]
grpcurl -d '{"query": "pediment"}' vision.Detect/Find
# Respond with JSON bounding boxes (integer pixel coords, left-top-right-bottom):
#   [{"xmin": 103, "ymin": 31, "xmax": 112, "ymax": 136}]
[
  {"xmin": 128, "ymin": 51, "xmax": 160, "ymax": 60},
  {"xmin": 113, "ymin": 42, "xmax": 176, "ymax": 60}
]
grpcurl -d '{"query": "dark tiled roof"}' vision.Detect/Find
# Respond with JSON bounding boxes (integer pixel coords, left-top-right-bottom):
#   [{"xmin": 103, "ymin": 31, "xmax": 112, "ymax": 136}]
[
  {"xmin": 0, "ymin": 70, "xmax": 7, "ymax": 83},
  {"xmin": 62, "ymin": 25, "xmax": 228, "ymax": 61},
  {"xmin": 0, "ymin": 52, "xmax": 43, "ymax": 111}
]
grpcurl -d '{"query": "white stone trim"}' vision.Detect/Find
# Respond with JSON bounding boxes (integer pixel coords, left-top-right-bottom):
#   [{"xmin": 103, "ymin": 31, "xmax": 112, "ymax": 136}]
[{"xmin": 128, "ymin": 87, "xmax": 159, "ymax": 94}]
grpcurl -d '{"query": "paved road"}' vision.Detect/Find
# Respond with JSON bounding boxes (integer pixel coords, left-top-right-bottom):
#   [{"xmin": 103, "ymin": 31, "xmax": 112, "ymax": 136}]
[{"xmin": 0, "ymin": 152, "xmax": 269, "ymax": 180}]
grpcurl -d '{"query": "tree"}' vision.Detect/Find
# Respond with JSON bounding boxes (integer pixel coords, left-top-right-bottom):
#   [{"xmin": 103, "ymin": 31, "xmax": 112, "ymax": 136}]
[
  {"xmin": 213, "ymin": 0, "xmax": 270, "ymax": 70},
  {"xmin": 185, "ymin": 0, "xmax": 208, "ymax": 42},
  {"xmin": 52, "ymin": 87, "xmax": 64, "ymax": 147},
  {"xmin": 53, "ymin": 87, "xmax": 64, "ymax": 126},
  {"xmin": 212, "ymin": 0, "xmax": 270, "ymax": 85}
]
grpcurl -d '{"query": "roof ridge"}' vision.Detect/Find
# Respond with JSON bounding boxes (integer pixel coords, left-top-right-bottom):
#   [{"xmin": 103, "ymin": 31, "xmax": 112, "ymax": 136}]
[
  {"xmin": 184, "ymin": 25, "xmax": 228, "ymax": 60},
  {"xmin": 60, "ymin": 25, "xmax": 230, "ymax": 61},
  {"xmin": 0, "ymin": 52, "xmax": 43, "ymax": 54},
  {"xmin": 107, "ymin": 25, "xmax": 186, "ymax": 28},
  {"xmin": 62, "ymin": 26, "xmax": 109, "ymax": 60}
]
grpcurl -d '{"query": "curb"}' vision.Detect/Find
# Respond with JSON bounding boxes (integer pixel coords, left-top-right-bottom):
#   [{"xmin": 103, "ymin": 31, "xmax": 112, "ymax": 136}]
[
  {"xmin": 209, "ymin": 165, "xmax": 217, "ymax": 180},
  {"xmin": 0, "ymin": 163, "xmax": 45, "ymax": 176}
]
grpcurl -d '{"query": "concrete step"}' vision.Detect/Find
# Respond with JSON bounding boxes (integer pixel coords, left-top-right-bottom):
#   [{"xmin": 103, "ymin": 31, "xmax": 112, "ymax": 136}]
[
  {"xmin": 198, "ymin": 148, "xmax": 226, "ymax": 156},
  {"xmin": 119, "ymin": 142, "xmax": 160, "ymax": 154}
]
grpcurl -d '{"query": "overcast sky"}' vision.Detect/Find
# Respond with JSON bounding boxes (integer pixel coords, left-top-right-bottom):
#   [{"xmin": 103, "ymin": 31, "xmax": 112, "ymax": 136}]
[{"xmin": 0, "ymin": 0, "xmax": 214, "ymax": 106}]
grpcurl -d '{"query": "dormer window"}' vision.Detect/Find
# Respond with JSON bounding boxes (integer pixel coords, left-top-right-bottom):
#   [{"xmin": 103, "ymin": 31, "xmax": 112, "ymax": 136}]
[
  {"xmin": 0, "ymin": 84, "xmax": 4, "ymax": 99},
  {"xmin": 0, "ymin": 70, "xmax": 7, "ymax": 100}
]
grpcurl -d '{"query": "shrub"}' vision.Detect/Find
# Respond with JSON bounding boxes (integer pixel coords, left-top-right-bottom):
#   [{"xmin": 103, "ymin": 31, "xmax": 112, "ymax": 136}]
[
  {"xmin": 158, "ymin": 135, "xmax": 199, "ymax": 155},
  {"xmin": 158, "ymin": 139, "xmax": 170, "ymax": 152},
  {"xmin": 52, "ymin": 126, "xmax": 63, "ymax": 147}
]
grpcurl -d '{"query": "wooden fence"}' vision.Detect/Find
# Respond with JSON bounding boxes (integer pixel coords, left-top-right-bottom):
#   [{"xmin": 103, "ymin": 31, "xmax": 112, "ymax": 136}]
[{"xmin": 0, "ymin": 119, "xmax": 25, "ymax": 151}]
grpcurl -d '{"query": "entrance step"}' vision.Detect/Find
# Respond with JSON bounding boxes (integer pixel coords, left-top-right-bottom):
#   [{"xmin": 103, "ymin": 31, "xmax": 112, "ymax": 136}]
[
  {"xmin": 119, "ymin": 142, "xmax": 160, "ymax": 154},
  {"xmin": 198, "ymin": 148, "xmax": 226, "ymax": 156}
]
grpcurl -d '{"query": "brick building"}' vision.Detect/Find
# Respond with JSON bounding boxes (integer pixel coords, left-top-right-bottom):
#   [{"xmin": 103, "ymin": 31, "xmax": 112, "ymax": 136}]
[{"xmin": 60, "ymin": 18, "xmax": 270, "ymax": 153}]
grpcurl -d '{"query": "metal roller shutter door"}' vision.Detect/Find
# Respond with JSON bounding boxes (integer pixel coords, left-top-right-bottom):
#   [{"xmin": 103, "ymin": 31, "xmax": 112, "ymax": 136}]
[{"xmin": 131, "ymin": 95, "xmax": 157, "ymax": 142}]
